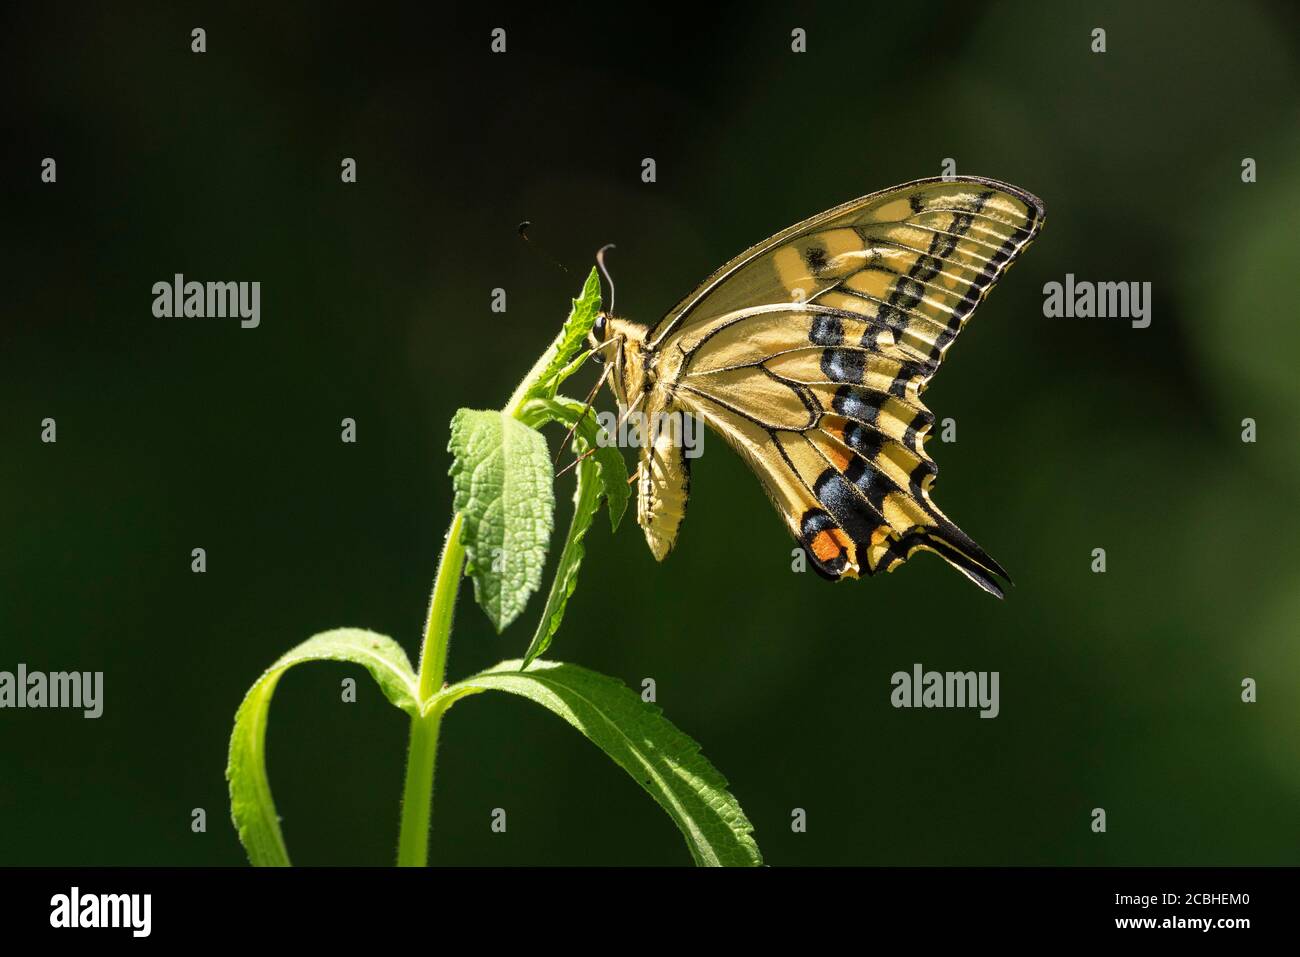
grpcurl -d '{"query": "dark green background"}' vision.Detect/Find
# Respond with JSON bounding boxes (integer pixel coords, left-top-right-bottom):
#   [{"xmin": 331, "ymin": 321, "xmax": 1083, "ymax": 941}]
[{"xmin": 3, "ymin": 1, "xmax": 1298, "ymax": 865}]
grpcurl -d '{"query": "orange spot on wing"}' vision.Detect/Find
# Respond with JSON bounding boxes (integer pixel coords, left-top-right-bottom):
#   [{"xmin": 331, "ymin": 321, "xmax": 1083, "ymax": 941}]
[
  {"xmin": 810, "ymin": 528, "xmax": 850, "ymax": 562},
  {"xmin": 819, "ymin": 426, "xmax": 853, "ymax": 471}
]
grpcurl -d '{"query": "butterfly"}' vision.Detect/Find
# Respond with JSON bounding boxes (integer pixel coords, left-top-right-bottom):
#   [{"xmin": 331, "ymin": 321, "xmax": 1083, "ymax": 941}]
[{"xmin": 586, "ymin": 176, "xmax": 1044, "ymax": 597}]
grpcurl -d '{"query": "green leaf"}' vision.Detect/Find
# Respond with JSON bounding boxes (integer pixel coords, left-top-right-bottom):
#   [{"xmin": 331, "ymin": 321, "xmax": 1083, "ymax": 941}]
[
  {"xmin": 520, "ymin": 450, "xmax": 598, "ymax": 668},
  {"xmin": 533, "ymin": 395, "xmax": 629, "ymax": 530},
  {"xmin": 434, "ymin": 660, "xmax": 763, "ymax": 867},
  {"xmin": 518, "ymin": 396, "xmax": 629, "ymax": 667},
  {"xmin": 448, "ymin": 408, "xmax": 555, "ymax": 632},
  {"xmin": 504, "ymin": 267, "xmax": 602, "ymax": 413},
  {"xmin": 227, "ymin": 628, "xmax": 418, "ymax": 866}
]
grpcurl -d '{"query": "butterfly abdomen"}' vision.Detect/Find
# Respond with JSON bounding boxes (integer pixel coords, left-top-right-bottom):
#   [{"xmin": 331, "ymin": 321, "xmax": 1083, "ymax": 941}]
[{"xmin": 636, "ymin": 398, "xmax": 692, "ymax": 562}]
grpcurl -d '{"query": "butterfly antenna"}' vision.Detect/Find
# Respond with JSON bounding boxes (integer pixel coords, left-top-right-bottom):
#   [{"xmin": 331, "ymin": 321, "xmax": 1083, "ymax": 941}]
[
  {"xmin": 552, "ymin": 356, "xmax": 612, "ymax": 467},
  {"xmin": 596, "ymin": 243, "xmax": 616, "ymax": 315},
  {"xmin": 518, "ymin": 221, "xmax": 569, "ymax": 274}
]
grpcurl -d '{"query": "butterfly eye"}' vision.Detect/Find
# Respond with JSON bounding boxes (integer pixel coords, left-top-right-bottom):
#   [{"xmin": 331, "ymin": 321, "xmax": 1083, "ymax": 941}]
[{"xmin": 588, "ymin": 313, "xmax": 609, "ymax": 362}]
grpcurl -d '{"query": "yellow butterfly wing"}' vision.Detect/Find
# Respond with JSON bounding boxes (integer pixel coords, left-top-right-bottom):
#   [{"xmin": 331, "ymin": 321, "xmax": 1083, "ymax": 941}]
[{"xmin": 649, "ymin": 176, "xmax": 1044, "ymax": 594}]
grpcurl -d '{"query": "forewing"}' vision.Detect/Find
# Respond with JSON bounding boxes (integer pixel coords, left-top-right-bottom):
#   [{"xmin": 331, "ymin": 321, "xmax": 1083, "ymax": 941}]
[{"xmin": 651, "ymin": 175, "xmax": 1044, "ymax": 386}]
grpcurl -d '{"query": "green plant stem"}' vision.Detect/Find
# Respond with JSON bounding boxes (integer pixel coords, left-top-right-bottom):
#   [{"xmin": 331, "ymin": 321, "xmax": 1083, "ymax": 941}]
[
  {"xmin": 417, "ymin": 513, "xmax": 466, "ymax": 701},
  {"xmin": 396, "ymin": 513, "xmax": 465, "ymax": 867},
  {"xmin": 396, "ymin": 709, "xmax": 444, "ymax": 866}
]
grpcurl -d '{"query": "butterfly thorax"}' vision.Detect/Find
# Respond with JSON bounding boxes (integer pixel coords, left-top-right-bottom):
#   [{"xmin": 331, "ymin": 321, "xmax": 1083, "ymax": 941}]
[{"xmin": 603, "ymin": 316, "xmax": 655, "ymax": 410}]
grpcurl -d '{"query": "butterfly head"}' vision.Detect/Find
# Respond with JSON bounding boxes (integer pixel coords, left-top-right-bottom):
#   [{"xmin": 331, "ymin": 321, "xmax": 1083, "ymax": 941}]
[{"xmin": 588, "ymin": 311, "xmax": 642, "ymax": 363}]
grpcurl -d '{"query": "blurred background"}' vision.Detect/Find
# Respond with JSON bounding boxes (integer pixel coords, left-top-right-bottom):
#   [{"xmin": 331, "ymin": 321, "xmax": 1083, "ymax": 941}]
[{"xmin": 2, "ymin": 1, "xmax": 1298, "ymax": 865}]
